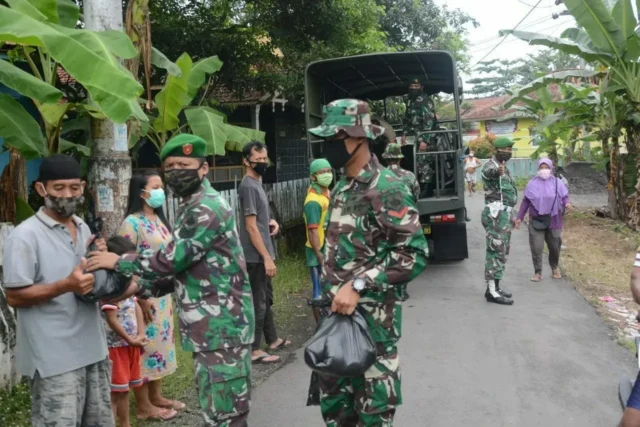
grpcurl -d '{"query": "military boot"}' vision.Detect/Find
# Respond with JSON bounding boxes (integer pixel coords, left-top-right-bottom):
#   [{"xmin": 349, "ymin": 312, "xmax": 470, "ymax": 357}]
[
  {"xmin": 495, "ymin": 279, "xmax": 512, "ymax": 298},
  {"xmin": 484, "ymin": 280, "xmax": 514, "ymax": 305}
]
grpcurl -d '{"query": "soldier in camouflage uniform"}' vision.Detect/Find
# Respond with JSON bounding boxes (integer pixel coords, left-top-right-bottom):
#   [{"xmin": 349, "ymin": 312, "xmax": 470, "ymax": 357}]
[
  {"xmin": 382, "ymin": 143, "xmax": 420, "ymax": 202},
  {"xmin": 309, "ymin": 99, "xmax": 429, "ymax": 426},
  {"xmin": 416, "ymin": 138, "xmax": 434, "ymax": 198},
  {"xmin": 88, "ymin": 134, "xmax": 255, "ymax": 426},
  {"xmin": 481, "ymin": 137, "xmax": 517, "ymax": 305},
  {"xmin": 403, "ymin": 79, "xmax": 436, "ymax": 139}
]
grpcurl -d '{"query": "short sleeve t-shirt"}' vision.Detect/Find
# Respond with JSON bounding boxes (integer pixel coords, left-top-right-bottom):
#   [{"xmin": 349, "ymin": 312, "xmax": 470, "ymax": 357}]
[
  {"xmin": 238, "ymin": 176, "xmax": 276, "ymax": 263},
  {"xmin": 101, "ymin": 297, "xmax": 138, "ymax": 348},
  {"xmin": 303, "ymin": 184, "xmax": 330, "ymax": 267},
  {"xmin": 634, "ymin": 248, "xmax": 640, "ymax": 267},
  {"xmin": 1, "ymin": 208, "xmax": 108, "ymax": 379}
]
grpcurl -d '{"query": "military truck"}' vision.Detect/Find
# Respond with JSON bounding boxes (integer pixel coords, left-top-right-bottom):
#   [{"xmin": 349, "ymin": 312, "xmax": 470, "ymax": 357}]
[{"xmin": 305, "ymin": 51, "xmax": 468, "ymax": 261}]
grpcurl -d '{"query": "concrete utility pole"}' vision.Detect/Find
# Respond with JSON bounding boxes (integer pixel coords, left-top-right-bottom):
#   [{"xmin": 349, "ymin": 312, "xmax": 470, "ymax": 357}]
[{"xmin": 84, "ymin": 0, "xmax": 132, "ymax": 236}]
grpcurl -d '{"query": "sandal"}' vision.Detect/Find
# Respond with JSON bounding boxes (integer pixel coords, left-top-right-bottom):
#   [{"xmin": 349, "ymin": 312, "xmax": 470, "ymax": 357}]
[
  {"xmin": 158, "ymin": 400, "xmax": 186, "ymax": 411},
  {"xmin": 137, "ymin": 408, "xmax": 178, "ymax": 421},
  {"xmin": 252, "ymin": 354, "xmax": 280, "ymax": 364},
  {"xmin": 531, "ymin": 274, "xmax": 542, "ymax": 282},
  {"xmin": 552, "ymin": 269, "xmax": 562, "ymax": 279},
  {"xmin": 269, "ymin": 338, "xmax": 292, "ymax": 351}
]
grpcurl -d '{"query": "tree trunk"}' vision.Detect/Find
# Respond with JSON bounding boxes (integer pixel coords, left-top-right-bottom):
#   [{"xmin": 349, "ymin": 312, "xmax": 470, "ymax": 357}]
[
  {"xmin": 0, "ymin": 223, "xmax": 19, "ymax": 392},
  {"xmin": 609, "ymin": 137, "xmax": 619, "ymax": 219},
  {"xmin": 0, "ymin": 149, "xmax": 27, "ymax": 224}
]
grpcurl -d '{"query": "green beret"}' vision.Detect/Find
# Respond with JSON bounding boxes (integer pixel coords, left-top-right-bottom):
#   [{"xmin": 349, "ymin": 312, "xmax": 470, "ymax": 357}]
[
  {"xmin": 494, "ymin": 137, "xmax": 514, "ymax": 149},
  {"xmin": 160, "ymin": 134, "xmax": 207, "ymax": 161},
  {"xmin": 310, "ymin": 158, "xmax": 331, "ymax": 175}
]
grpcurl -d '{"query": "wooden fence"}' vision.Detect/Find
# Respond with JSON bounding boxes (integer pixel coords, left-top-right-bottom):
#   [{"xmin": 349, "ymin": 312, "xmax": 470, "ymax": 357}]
[{"xmin": 167, "ymin": 177, "xmax": 310, "ymax": 229}]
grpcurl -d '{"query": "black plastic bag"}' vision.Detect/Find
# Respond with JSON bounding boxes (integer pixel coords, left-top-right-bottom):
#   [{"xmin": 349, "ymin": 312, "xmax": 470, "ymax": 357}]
[
  {"xmin": 304, "ymin": 310, "xmax": 377, "ymax": 378},
  {"xmin": 306, "ymin": 371, "xmax": 321, "ymax": 406}
]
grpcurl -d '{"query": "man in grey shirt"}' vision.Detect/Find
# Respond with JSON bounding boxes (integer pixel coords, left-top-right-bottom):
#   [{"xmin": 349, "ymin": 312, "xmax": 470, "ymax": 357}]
[
  {"xmin": 2, "ymin": 155, "xmax": 113, "ymax": 426},
  {"xmin": 238, "ymin": 141, "xmax": 290, "ymax": 364}
]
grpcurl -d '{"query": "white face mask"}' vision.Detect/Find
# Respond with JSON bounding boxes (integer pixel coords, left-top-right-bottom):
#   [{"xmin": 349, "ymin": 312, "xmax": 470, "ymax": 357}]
[
  {"xmin": 538, "ymin": 169, "xmax": 552, "ymax": 180},
  {"xmin": 469, "ymin": 152, "xmax": 475, "ymax": 157}
]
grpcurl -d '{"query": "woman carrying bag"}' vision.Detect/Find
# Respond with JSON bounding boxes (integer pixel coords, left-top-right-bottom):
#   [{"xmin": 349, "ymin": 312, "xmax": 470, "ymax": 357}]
[{"xmin": 515, "ymin": 158, "xmax": 571, "ymax": 282}]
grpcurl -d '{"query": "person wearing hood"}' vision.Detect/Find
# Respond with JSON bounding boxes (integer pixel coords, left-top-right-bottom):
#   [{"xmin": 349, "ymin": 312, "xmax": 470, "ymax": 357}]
[{"xmin": 515, "ymin": 158, "xmax": 571, "ymax": 282}]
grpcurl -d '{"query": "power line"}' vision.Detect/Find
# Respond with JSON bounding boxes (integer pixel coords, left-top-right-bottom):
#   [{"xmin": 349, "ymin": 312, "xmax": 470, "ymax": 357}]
[
  {"xmin": 470, "ymin": 16, "xmax": 548, "ymax": 46},
  {"xmin": 518, "ymin": 0, "xmax": 553, "ymax": 7},
  {"xmin": 470, "ymin": 0, "xmax": 545, "ymax": 69},
  {"xmin": 470, "ymin": 15, "xmax": 567, "ymax": 47},
  {"xmin": 472, "ymin": 20, "xmax": 571, "ymax": 53}
]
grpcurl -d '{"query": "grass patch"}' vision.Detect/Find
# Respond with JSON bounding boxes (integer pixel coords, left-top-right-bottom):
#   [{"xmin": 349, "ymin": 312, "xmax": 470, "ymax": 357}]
[
  {"xmin": 0, "ymin": 381, "xmax": 30, "ymax": 427},
  {"xmin": 562, "ymin": 209, "xmax": 638, "ymax": 298}
]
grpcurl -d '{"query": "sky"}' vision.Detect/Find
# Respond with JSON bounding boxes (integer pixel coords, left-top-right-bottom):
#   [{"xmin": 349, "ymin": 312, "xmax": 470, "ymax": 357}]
[{"xmin": 434, "ymin": 0, "xmax": 577, "ymax": 81}]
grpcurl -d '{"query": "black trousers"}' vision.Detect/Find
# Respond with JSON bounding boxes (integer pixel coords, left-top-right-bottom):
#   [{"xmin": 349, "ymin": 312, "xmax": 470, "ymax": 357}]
[{"xmin": 247, "ymin": 262, "xmax": 278, "ymax": 350}]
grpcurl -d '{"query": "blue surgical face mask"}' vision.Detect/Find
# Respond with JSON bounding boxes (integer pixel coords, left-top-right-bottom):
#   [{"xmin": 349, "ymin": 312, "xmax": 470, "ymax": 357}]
[{"xmin": 144, "ymin": 188, "xmax": 166, "ymax": 208}]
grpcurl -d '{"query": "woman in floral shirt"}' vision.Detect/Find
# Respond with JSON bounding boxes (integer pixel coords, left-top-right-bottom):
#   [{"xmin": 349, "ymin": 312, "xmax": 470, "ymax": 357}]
[{"xmin": 120, "ymin": 170, "xmax": 184, "ymax": 420}]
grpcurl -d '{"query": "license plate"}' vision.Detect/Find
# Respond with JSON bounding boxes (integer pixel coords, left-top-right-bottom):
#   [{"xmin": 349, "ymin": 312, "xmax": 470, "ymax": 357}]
[{"xmin": 423, "ymin": 225, "xmax": 431, "ymax": 235}]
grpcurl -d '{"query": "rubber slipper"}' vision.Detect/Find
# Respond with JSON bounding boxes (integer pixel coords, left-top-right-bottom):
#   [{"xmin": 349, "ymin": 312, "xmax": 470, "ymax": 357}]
[
  {"xmin": 269, "ymin": 338, "xmax": 292, "ymax": 351},
  {"xmin": 137, "ymin": 408, "xmax": 178, "ymax": 421},
  {"xmin": 552, "ymin": 271, "xmax": 562, "ymax": 279},
  {"xmin": 158, "ymin": 400, "xmax": 186, "ymax": 411},
  {"xmin": 530, "ymin": 275, "xmax": 542, "ymax": 282},
  {"xmin": 252, "ymin": 354, "xmax": 280, "ymax": 364}
]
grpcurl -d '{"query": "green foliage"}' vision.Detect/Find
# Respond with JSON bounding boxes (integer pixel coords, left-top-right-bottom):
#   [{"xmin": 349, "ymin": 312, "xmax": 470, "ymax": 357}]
[
  {"xmin": 0, "ymin": 381, "xmax": 30, "ymax": 427},
  {"xmin": 467, "ymin": 133, "xmax": 496, "ymax": 159},
  {"xmin": 468, "ymin": 51, "xmax": 583, "ymax": 98}
]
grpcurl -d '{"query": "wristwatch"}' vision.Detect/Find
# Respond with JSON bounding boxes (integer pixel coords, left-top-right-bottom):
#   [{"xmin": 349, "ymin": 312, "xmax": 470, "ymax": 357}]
[{"xmin": 352, "ymin": 278, "xmax": 367, "ymax": 295}]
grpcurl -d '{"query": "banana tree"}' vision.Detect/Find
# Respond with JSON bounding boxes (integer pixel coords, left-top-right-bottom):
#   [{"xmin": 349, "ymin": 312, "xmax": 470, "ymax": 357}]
[
  {"xmin": 502, "ymin": 0, "xmax": 640, "ymax": 223},
  {"xmin": 129, "ymin": 51, "xmax": 266, "ymax": 160},
  {"xmin": 0, "ymin": 0, "xmax": 147, "ymax": 224}
]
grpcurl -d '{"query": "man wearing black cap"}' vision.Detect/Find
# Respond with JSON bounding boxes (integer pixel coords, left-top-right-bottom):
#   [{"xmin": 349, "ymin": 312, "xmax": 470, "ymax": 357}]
[{"xmin": 2, "ymin": 154, "xmax": 114, "ymax": 426}]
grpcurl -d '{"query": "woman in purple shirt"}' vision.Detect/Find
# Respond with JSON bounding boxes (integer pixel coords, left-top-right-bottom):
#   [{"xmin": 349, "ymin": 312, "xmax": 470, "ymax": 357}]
[{"xmin": 515, "ymin": 158, "xmax": 572, "ymax": 282}]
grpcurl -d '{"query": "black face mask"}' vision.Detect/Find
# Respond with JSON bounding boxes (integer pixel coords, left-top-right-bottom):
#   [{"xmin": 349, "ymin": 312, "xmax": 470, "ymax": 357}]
[
  {"xmin": 408, "ymin": 88, "xmax": 422, "ymax": 100},
  {"xmin": 496, "ymin": 152, "xmax": 512, "ymax": 163},
  {"xmin": 323, "ymin": 139, "xmax": 362, "ymax": 171},
  {"xmin": 249, "ymin": 161, "xmax": 268, "ymax": 177},
  {"xmin": 164, "ymin": 168, "xmax": 203, "ymax": 197}
]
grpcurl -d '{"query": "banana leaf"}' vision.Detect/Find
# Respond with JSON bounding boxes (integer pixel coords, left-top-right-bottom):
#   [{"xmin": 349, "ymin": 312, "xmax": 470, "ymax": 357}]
[
  {"xmin": 153, "ymin": 53, "xmax": 193, "ymax": 133},
  {"xmin": 0, "ymin": 6, "xmax": 144, "ymax": 123},
  {"xmin": 0, "ymin": 58, "xmax": 63, "ymax": 104},
  {"xmin": 502, "ymin": 30, "xmax": 614, "ymax": 63},
  {"xmin": 505, "ymin": 69, "xmax": 601, "ymax": 107},
  {"xmin": 563, "ymin": 0, "xmax": 624, "ymax": 56},
  {"xmin": 187, "ymin": 56, "xmax": 223, "ymax": 99},
  {"xmin": 184, "ymin": 107, "xmax": 228, "ymax": 156},
  {"xmin": 0, "ymin": 94, "xmax": 48, "ymax": 159},
  {"xmin": 151, "ymin": 47, "xmax": 182, "ymax": 77},
  {"xmin": 15, "ymin": 196, "xmax": 35, "ymax": 224}
]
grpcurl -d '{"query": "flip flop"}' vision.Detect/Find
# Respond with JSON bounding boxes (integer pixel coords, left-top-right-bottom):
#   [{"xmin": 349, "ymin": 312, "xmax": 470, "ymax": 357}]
[
  {"xmin": 137, "ymin": 408, "xmax": 178, "ymax": 421},
  {"xmin": 269, "ymin": 338, "xmax": 292, "ymax": 351},
  {"xmin": 530, "ymin": 275, "xmax": 542, "ymax": 282},
  {"xmin": 552, "ymin": 270, "xmax": 562, "ymax": 279},
  {"xmin": 158, "ymin": 400, "xmax": 186, "ymax": 411},
  {"xmin": 252, "ymin": 354, "xmax": 280, "ymax": 364}
]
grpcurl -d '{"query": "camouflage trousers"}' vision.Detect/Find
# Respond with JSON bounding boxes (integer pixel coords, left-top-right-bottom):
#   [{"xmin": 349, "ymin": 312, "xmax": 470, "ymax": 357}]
[
  {"xmin": 319, "ymin": 340, "xmax": 401, "ymax": 427},
  {"xmin": 481, "ymin": 207, "xmax": 513, "ymax": 280},
  {"xmin": 29, "ymin": 358, "xmax": 114, "ymax": 427},
  {"xmin": 193, "ymin": 346, "xmax": 252, "ymax": 427}
]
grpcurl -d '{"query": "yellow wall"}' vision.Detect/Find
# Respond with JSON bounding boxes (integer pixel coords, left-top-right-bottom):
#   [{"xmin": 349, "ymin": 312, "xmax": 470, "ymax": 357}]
[{"xmin": 475, "ymin": 118, "xmax": 537, "ymax": 158}]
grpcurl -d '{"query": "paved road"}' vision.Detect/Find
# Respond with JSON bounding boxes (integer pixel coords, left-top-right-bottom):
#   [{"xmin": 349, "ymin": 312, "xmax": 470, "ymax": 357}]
[{"xmin": 250, "ymin": 194, "xmax": 635, "ymax": 427}]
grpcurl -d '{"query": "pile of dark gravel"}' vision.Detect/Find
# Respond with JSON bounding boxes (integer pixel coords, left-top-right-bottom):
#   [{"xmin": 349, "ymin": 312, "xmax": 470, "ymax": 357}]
[{"xmin": 561, "ymin": 161, "xmax": 608, "ymax": 195}]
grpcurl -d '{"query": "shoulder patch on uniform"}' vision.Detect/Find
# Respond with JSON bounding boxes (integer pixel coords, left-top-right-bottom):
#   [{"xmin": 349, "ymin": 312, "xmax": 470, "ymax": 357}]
[{"xmin": 388, "ymin": 206, "xmax": 409, "ymax": 219}]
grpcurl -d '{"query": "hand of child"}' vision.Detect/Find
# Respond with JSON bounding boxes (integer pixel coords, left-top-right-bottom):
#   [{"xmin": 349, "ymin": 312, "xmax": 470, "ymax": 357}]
[{"xmin": 128, "ymin": 335, "xmax": 149, "ymax": 347}]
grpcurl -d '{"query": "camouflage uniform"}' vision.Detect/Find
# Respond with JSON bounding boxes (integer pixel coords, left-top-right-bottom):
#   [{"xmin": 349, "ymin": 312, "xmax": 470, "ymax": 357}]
[
  {"xmin": 481, "ymin": 158, "xmax": 517, "ymax": 281},
  {"xmin": 116, "ymin": 177, "xmax": 254, "ymax": 426},
  {"xmin": 403, "ymin": 95, "xmax": 435, "ymax": 137},
  {"xmin": 382, "ymin": 143, "xmax": 420, "ymax": 202},
  {"xmin": 309, "ymin": 99, "xmax": 429, "ymax": 427}
]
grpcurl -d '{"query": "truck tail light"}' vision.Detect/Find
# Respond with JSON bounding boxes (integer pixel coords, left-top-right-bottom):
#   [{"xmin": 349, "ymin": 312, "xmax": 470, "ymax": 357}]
[{"xmin": 429, "ymin": 214, "xmax": 456, "ymax": 223}]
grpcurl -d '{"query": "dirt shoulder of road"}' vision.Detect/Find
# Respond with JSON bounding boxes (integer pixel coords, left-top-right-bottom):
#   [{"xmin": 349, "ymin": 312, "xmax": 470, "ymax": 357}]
[{"xmin": 562, "ymin": 208, "xmax": 640, "ymax": 349}]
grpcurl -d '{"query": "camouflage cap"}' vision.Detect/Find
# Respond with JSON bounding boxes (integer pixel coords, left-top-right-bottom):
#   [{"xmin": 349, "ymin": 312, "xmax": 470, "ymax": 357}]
[
  {"xmin": 382, "ymin": 143, "xmax": 404, "ymax": 159},
  {"xmin": 494, "ymin": 136, "xmax": 514, "ymax": 149},
  {"xmin": 308, "ymin": 99, "xmax": 385, "ymax": 140}
]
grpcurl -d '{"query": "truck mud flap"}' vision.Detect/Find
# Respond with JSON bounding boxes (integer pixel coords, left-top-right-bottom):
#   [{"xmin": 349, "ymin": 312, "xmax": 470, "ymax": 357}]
[{"xmin": 428, "ymin": 222, "xmax": 468, "ymax": 261}]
